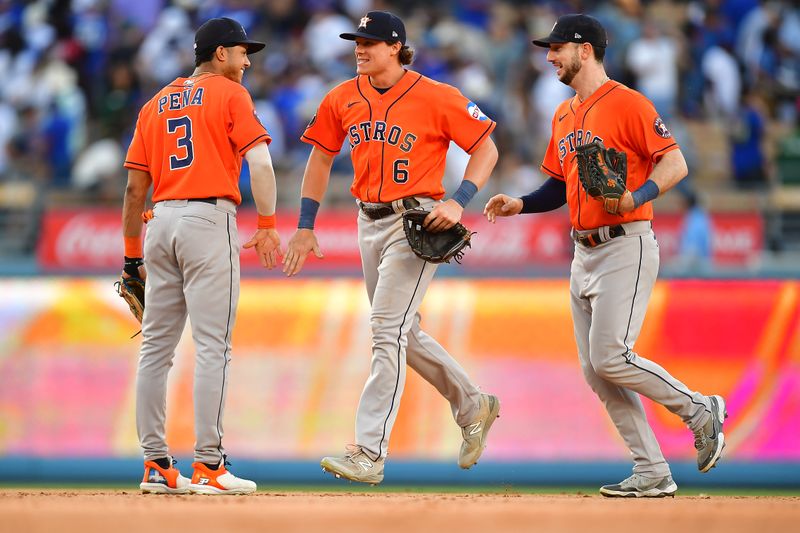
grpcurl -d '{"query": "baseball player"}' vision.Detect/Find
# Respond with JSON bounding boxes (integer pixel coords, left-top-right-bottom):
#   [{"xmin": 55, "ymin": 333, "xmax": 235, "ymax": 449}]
[
  {"xmin": 283, "ymin": 11, "xmax": 500, "ymax": 484},
  {"xmin": 122, "ymin": 17, "xmax": 281, "ymax": 495},
  {"xmin": 484, "ymin": 14, "xmax": 727, "ymax": 497}
]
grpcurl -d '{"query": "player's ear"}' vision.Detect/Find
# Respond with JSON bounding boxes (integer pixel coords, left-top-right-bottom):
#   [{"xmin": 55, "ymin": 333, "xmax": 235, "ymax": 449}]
[{"xmin": 213, "ymin": 45, "xmax": 226, "ymax": 62}]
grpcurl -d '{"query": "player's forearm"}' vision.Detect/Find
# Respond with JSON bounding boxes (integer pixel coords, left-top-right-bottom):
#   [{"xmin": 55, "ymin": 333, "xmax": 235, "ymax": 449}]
[
  {"xmin": 246, "ymin": 143, "xmax": 277, "ymax": 216},
  {"xmin": 121, "ymin": 169, "xmax": 151, "ymax": 259},
  {"xmin": 646, "ymin": 149, "xmax": 688, "ymax": 195},
  {"xmin": 296, "ymin": 147, "xmax": 334, "ymax": 230},
  {"xmin": 462, "ymin": 137, "xmax": 498, "ymax": 191},
  {"xmin": 122, "ymin": 169, "xmax": 151, "ymax": 238},
  {"xmin": 300, "ymin": 147, "xmax": 334, "ymax": 202},
  {"xmin": 520, "ymin": 177, "xmax": 567, "ymax": 213}
]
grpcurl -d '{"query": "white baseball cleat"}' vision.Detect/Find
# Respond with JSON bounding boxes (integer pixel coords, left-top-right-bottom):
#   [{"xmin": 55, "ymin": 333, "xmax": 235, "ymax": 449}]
[
  {"xmin": 695, "ymin": 395, "xmax": 728, "ymax": 473},
  {"xmin": 321, "ymin": 445, "xmax": 384, "ymax": 485},
  {"xmin": 188, "ymin": 457, "xmax": 256, "ymax": 495},
  {"xmin": 459, "ymin": 393, "xmax": 501, "ymax": 469},
  {"xmin": 600, "ymin": 474, "xmax": 678, "ymax": 498}
]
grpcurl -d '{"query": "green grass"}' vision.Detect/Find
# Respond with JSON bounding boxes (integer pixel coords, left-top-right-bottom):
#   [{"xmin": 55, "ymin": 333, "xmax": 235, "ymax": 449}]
[{"xmin": 2, "ymin": 484, "xmax": 799, "ymax": 496}]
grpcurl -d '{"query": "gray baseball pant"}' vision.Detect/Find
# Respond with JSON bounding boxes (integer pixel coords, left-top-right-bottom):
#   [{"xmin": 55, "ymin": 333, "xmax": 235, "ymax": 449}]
[
  {"xmin": 570, "ymin": 221, "xmax": 712, "ymax": 478},
  {"xmin": 136, "ymin": 198, "xmax": 240, "ymax": 465},
  {"xmin": 354, "ymin": 199, "xmax": 482, "ymax": 460}
]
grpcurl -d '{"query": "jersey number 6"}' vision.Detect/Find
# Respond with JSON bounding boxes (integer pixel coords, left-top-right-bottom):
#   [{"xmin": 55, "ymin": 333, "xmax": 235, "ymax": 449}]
[
  {"xmin": 393, "ymin": 159, "xmax": 409, "ymax": 184},
  {"xmin": 167, "ymin": 116, "xmax": 194, "ymax": 170}
]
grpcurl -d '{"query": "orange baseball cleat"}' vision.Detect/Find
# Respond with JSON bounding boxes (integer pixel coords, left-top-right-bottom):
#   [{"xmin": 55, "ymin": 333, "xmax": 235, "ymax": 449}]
[{"xmin": 140, "ymin": 458, "xmax": 191, "ymax": 494}]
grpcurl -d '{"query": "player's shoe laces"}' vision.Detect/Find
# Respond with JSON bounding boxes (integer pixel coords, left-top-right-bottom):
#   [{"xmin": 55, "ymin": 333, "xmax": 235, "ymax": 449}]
[
  {"xmin": 140, "ymin": 457, "xmax": 191, "ymax": 494},
  {"xmin": 599, "ymin": 473, "xmax": 678, "ymax": 498},
  {"xmin": 458, "ymin": 393, "xmax": 500, "ymax": 469},
  {"xmin": 188, "ymin": 455, "xmax": 257, "ymax": 495},
  {"xmin": 694, "ymin": 395, "xmax": 728, "ymax": 473},
  {"xmin": 320, "ymin": 445, "xmax": 385, "ymax": 485}
]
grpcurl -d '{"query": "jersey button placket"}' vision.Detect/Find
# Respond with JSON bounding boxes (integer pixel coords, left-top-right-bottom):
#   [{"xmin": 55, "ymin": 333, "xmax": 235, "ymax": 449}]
[
  {"xmin": 371, "ymin": 101, "xmax": 386, "ymax": 201},
  {"xmin": 368, "ymin": 120, "xmax": 383, "ymax": 201}
]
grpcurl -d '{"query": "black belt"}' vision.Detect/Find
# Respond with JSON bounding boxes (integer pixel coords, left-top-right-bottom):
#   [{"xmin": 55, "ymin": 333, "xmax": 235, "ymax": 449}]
[
  {"xmin": 574, "ymin": 224, "xmax": 626, "ymax": 248},
  {"xmin": 359, "ymin": 197, "xmax": 420, "ymax": 220},
  {"xmin": 188, "ymin": 197, "xmax": 217, "ymax": 205}
]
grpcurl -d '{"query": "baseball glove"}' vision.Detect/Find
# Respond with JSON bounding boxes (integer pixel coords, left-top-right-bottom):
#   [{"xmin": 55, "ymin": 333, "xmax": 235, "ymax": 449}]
[
  {"xmin": 576, "ymin": 140, "xmax": 628, "ymax": 215},
  {"xmin": 402, "ymin": 209, "xmax": 474, "ymax": 264},
  {"xmin": 115, "ymin": 275, "xmax": 145, "ymax": 323}
]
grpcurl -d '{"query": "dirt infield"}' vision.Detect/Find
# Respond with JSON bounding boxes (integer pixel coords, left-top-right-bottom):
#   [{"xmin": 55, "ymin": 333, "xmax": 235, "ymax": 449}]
[{"xmin": 2, "ymin": 490, "xmax": 798, "ymax": 533}]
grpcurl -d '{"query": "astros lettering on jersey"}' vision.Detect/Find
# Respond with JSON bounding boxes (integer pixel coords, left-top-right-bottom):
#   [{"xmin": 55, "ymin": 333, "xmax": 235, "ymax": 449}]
[
  {"xmin": 124, "ymin": 73, "xmax": 270, "ymax": 205},
  {"xmin": 301, "ymin": 70, "xmax": 496, "ymax": 202},
  {"xmin": 542, "ymin": 81, "xmax": 677, "ymax": 230}
]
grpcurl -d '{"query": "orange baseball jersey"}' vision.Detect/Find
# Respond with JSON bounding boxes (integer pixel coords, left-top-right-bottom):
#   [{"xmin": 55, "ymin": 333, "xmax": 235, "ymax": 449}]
[
  {"xmin": 541, "ymin": 81, "xmax": 678, "ymax": 230},
  {"xmin": 124, "ymin": 73, "xmax": 270, "ymax": 205},
  {"xmin": 301, "ymin": 70, "xmax": 496, "ymax": 203}
]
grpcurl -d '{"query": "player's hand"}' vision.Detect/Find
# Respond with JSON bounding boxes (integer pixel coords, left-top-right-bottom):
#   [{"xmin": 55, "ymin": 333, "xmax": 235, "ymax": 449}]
[
  {"xmin": 483, "ymin": 194, "xmax": 522, "ymax": 223},
  {"xmin": 615, "ymin": 190, "xmax": 635, "ymax": 215},
  {"xmin": 244, "ymin": 228, "xmax": 283, "ymax": 269},
  {"xmin": 423, "ymin": 199, "xmax": 463, "ymax": 232},
  {"xmin": 121, "ymin": 260, "xmax": 146, "ymax": 280},
  {"xmin": 282, "ymin": 229, "xmax": 324, "ymax": 277}
]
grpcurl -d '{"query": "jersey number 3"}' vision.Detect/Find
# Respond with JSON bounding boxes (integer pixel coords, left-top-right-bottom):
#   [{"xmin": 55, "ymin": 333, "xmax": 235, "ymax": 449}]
[{"xmin": 167, "ymin": 116, "xmax": 194, "ymax": 170}]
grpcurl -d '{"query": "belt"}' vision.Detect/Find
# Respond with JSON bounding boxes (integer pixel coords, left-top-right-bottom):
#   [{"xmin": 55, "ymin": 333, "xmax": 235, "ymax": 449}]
[
  {"xmin": 359, "ymin": 197, "xmax": 420, "ymax": 220},
  {"xmin": 573, "ymin": 224, "xmax": 626, "ymax": 248},
  {"xmin": 188, "ymin": 197, "xmax": 217, "ymax": 205}
]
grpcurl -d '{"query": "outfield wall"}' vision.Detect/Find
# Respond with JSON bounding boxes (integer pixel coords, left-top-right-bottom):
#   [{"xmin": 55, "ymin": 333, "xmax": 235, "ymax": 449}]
[{"xmin": 1, "ymin": 278, "xmax": 798, "ymax": 485}]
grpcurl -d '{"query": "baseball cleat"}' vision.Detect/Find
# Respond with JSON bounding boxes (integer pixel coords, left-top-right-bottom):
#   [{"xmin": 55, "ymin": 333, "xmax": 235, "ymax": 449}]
[
  {"xmin": 695, "ymin": 395, "xmax": 728, "ymax": 473},
  {"xmin": 188, "ymin": 456, "xmax": 256, "ymax": 495},
  {"xmin": 140, "ymin": 457, "xmax": 191, "ymax": 494},
  {"xmin": 320, "ymin": 445, "xmax": 384, "ymax": 485},
  {"xmin": 599, "ymin": 474, "xmax": 678, "ymax": 498},
  {"xmin": 459, "ymin": 393, "xmax": 500, "ymax": 469}
]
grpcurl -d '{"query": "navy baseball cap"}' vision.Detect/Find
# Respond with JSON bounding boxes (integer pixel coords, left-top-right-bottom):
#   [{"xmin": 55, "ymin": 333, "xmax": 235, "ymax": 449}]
[
  {"xmin": 340, "ymin": 11, "xmax": 406, "ymax": 45},
  {"xmin": 532, "ymin": 14, "xmax": 608, "ymax": 49},
  {"xmin": 194, "ymin": 17, "xmax": 265, "ymax": 56}
]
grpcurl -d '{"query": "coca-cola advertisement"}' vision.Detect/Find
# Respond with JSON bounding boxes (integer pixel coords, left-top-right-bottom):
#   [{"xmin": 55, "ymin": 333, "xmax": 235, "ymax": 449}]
[{"xmin": 37, "ymin": 208, "xmax": 763, "ymax": 273}]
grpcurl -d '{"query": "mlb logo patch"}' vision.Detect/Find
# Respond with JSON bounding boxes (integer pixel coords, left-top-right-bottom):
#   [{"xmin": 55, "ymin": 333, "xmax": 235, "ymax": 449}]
[
  {"xmin": 653, "ymin": 117, "xmax": 671, "ymax": 138},
  {"xmin": 466, "ymin": 102, "xmax": 488, "ymax": 121}
]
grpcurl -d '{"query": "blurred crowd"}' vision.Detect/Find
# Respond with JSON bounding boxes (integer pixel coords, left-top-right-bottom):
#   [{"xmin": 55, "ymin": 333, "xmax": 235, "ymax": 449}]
[{"xmin": 1, "ymin": 0, "xmax": 799, "ymax": 212}]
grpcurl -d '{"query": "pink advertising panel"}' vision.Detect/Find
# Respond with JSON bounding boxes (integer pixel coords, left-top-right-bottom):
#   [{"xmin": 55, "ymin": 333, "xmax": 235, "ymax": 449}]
[{"xmin": 1, "ymin": 279, "xmax": 796, "ymax": 461}]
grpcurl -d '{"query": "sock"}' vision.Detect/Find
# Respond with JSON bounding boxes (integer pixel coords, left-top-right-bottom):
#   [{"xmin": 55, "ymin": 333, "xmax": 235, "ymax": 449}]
[{"xmin": 153, "ymin": 457, "xmax": 171, "ymax": 469}]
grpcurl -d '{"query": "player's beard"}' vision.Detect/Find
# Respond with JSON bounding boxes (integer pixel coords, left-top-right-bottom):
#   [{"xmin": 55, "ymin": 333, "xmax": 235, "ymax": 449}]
[{"xmin": 558, "ymin": 50, "xmax": 581, "ymax": 86}]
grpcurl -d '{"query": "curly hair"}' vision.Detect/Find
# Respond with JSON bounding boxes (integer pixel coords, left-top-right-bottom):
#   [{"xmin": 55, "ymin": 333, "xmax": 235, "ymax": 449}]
[{"xmin": 398, "ymin": 45, "xmax": 414, "ymax": 65}]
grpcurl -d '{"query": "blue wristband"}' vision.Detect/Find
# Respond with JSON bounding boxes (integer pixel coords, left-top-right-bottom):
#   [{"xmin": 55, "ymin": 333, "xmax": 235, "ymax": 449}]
[
  {"xmin": 451, "ymin": 180, "xmax": 478, "ymax": 208},
  {"xmin": 631, "ymin": 179, "xmax": 660, "ymax": 209},
  {"xmin": 298, "ymin": 197, "xmax": 320, "ymax": 229}
]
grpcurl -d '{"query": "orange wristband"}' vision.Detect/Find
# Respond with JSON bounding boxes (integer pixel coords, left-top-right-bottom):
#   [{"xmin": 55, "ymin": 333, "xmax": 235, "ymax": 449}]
[
  {"xmin": 124, "ymin": 236, "xmax": 143, "ymax": 257},
  {"xmin": 257, "ymin": 214, "xmax": 276, "ymax": 229}
]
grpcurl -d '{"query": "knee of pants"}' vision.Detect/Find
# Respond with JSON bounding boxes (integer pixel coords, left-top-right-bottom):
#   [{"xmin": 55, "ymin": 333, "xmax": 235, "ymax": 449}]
[
  {"xmin": 580, "ymin": 358, "xmax": 607, "ymax": 393},
  {"xmin": 370, "ymin": 324, "xmax": 407, "ymax": 358},
  {"xmin": 589, "ymin": 351, "xmax": 628, "ymax": 382},
  {"xmin": 138, "ymin": 341, "xmax": 176, "ymax": 370}
]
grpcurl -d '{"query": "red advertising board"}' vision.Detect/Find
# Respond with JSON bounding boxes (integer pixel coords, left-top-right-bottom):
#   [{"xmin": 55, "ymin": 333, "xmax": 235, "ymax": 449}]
[{"xmin": 37, "ymin": 208, "xmax": 763, "ymax": 272}]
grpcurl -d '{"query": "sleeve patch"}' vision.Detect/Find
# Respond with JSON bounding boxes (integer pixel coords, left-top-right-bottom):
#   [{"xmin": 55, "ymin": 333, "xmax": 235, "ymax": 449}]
[
  {"xmin": 654, "ymin": 117, "xmax": 671, "ymax": 138},
  {"xmin": 466, "ymin": 101, "xmax": 489, "ymax": 121}
]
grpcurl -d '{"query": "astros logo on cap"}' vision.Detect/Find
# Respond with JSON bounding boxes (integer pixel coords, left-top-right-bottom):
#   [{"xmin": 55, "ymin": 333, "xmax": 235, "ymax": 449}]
[{"xmin": 359, "ymin": 16, "xmax": 371, "ymax": 28}]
